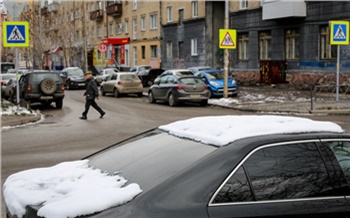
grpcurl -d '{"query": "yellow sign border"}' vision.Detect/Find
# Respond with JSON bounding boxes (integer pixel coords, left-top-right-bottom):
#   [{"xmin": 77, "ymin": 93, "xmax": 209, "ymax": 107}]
[
  {"xmin": 2, "ymin": 21, "xmax": 30, "ymax": 47},
  {"xmin": 330, "ymin": 20, "xmax": 349, "ymax": 45},
  {"xmin": 219, "ymin": 29, "xmax": 236, "ymax": 49}
]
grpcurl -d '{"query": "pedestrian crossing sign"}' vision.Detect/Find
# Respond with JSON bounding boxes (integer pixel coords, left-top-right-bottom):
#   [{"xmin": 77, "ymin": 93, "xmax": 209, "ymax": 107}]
[
  {"xmin": 330, "ymin": 20, "xmax": 349, "ymax": 45},
  {"xmin": 2, "ymin": 21, "xmax": 29, "ymax": 47},
  {"xmin": 219, "ymin": 29, "xmax": 236, "ymax": 49}
]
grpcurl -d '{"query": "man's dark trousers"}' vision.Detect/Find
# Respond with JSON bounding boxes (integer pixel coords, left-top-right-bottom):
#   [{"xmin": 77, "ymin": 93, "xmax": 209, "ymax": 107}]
[{"xmin": 82, "ymin": 99, "xmax": 104, "ymax": 117}]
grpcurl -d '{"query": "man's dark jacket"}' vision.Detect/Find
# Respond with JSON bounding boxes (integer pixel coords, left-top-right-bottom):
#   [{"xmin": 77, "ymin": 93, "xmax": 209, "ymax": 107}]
[{"xmin": 84, "ymin": 78, "xmax": 99, "ymax": 100}]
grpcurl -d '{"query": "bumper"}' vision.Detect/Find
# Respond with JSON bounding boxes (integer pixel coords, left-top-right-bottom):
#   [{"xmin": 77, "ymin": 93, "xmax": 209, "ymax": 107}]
[
  {"xmin": 68, "ymin": 81, "xmax": 86, "ymax": 88},
  {"xmin": 211, "ymin": 86, "xmax": 239, "ymax": 96},
  {"xmin": 118, "ymin": 86, "xmax": 143, "ymax": 94},
  {"xmin": 24, "ymin": 93, "xmax": 65, "ymax": 101}
]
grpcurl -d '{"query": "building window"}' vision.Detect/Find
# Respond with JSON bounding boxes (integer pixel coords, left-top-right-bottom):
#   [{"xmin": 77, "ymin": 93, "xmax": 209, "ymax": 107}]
[
  {"xmin": 320, "ymin": 26, "xmax": 337, "ymax": 59},
  {"xmin": 167, "ymin": 6, "xmax": 172, "ymax": 22},
  {"xmin": 133, "ymin": 0, "xmax": 137, "ymax": 10},
  {"xmin": 259, "ymin": 31, "xmax": 271, "ymax": 60},
  {"xmin": 141, "ymin": 16, "xmax": 146, "ymax": 31},
  {"xmin": 133, "ymin": 18, "xmax": 137, "ymax": 40},
  {"xmin": 238, "ymin": 33, "xmax": 249, "ymax": 60},
  {"xmin": 150, "ymin": 14, "xmax": 157, "ymax": 29},
  {"xmin": 109, "ymin": 23, "xmax": 114, "ymax": 36},
  {"xmin": 70, "ymin": 10, "xmax": 74, "ymax": 21},
  {"xmin": 240, "ymin": 0, "xmax": 248, "ymax": 9},
  {"xmin": 125, "ymin": 20, "xmax": 129, "ymax": 34},
  {"xmin": 141, "ymin": 46, "xmax": 146, "ymax": 59},
  {"xmin": 151, "ymin": 45, "xmax": 157, "ymax": 58},
  {"xmin": 179, "ymin": 9, "xmax": 184, "ymax": 26},
  {"xmin": 192, "ymin": 1, "xmax": 198, "ymax": 18},
  {"xmin": 125, "ymin": 48, "xmax": 129, "ymax": 66},
  {"xmin": 133, "ymin": 46, "xmax": 137, "ymax": 66},
  {"xmin": 91, "ymin": 27, "xmax": 95, "ymax": 39},
  {"xmin": 191, "ymin": 38, "xmax": 198, "ymax": 56},
  {"xmin": 104, "ymin": 24, "xmax": 108, "ymax": 37},
  {"xmin": 117, "ymin": 22, "xmax": 122, "ymax": 34},
  {"xmin": 97, "ymin": 26, "xmax": 102, "ymax": 38},
  {"xmin": 285, "ymin": 29, "xmax": 300, "ymax": 60},
  {"xmin": 167, "ymin": 41, "xmax": 173, "ymax": 58}
]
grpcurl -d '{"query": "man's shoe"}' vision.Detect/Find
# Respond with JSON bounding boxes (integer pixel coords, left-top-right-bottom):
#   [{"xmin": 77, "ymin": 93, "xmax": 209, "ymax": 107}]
[
  {"xmin": 79, "ymin": 116, "xmax": 87, "ymax": 120},
  {"xmin": 100, "ymin": 112, "xmax": 106, "ymax": 119}
]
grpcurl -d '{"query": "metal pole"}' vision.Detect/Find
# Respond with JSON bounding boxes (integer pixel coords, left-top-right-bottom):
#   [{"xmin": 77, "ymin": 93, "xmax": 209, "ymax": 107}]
[
  {"xmin": 223, "ymin": 0, "xmax": 229, "ymax": 98},
  {"xmin": 82, "ymin": 1, "xmax": 88, "ymax": 72},
  {"xmin": 336, "ymin": 45, "xmax": 340, "ymax": 103},
  {"xmin": 14, "ymin": 4, "xmax": 20, "ymax": 109}
]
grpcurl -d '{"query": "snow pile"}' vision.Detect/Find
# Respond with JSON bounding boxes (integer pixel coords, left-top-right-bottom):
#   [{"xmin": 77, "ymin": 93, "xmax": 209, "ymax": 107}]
[
  {"xmin": 159, "ymin": 115, "xmax": 344, "ymax": 146},
  {"xmin": 3, "ymin": 160, "xmax": 142, "ymax": 218},
  {"xmin": 1, "ymin": 105, "xmax": 36, "ymax": 116}
]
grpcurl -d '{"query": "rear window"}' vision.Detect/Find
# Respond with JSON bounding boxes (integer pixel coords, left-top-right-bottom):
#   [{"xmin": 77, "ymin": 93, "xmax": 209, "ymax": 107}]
[
  {"xmin": 30, "ymin": 73, "xmax": 61, "ymax": 83},
  {"xmin": 179, "ymin": 77, "xmax": 204, "ymax": 85},
  {"xmin": 1, "ymin": 63, "xmax": 15, "ymax": 73},
  {"xmin": 120, "ymin": 74, "xmax": 138, "ymax": 80},
  {"xmin": 87, "ymin": 130, "xmax": 216, "ymax": 192}
]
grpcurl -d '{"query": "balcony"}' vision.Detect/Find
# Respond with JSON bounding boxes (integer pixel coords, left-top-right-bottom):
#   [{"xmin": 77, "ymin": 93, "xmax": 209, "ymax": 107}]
[
  {"xmin": 90, "ymin": 9, "xmax": 103, "ymax": 21},
  {"xmin": 262, "ymin": 0, "xmax": 306, "ymax": 20},
  {"xmin": 48, "ymin": 2, "xmax": 59, "ymax": 13},
  {"xmin": 106, "ymin": 2, "xmax": 122, "ymax": 17}
]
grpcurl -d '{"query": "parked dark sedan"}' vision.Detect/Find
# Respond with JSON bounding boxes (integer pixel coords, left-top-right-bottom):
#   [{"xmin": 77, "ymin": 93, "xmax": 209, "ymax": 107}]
[
  {"xmin": 138, "ymin": 68, "xmax": 165, "ymax": 86},
  {"xmin": 60, "ymin": 67, "xmax": 86, "ymax": 90},
  {"xmin": 148, "ymin": 75, "xmax": 210, "ymax": 106},
  {"xmin": 3, "ymin": 115, "xmax": 350, "ymax": 218}
]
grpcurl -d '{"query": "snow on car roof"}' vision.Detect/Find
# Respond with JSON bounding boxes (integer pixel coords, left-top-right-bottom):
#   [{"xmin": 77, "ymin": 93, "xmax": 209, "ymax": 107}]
[
  {"xmin": 159, "ymin": 115, "xmax": 344, "ymax": 147},
  {"xmin": 3, "ymin": 160, "xmax": 142, "ymax": 218}
]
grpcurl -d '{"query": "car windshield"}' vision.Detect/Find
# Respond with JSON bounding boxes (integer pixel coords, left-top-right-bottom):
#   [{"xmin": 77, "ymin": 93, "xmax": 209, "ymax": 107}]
[
  {"xmin": 139, "ymin": 66, "xmax": 151, "ymax": 71},
  {"xmin": 31, "ymin": 73, "xmax": 61, "ymax": 83},
  {"xmin": 67, "ymin": 68, "xmax": 84, "ymax": 76},
  {"xmin": 105, "ymin": 69, "xmax": 117, "ymax": 75},
  {"xmin": 87, "ymin": 130, "xmax": 216, "ymax": 192},
  {"xmin": 1, "ymin": 74, "xmax": 17, "ymax": 80},
  {"xmin": 207, "ymin": 71, "xmax": 225, "ymax": 80}
]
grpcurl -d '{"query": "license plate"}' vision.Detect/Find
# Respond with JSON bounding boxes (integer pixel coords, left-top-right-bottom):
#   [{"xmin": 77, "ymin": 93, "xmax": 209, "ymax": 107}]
[
  {"xmin": 78, "ymin": 83, "xmax": 85, "ymax": 86},
  {"xmin": 41, "ymin": 96, "xmax": 53, "ymax": 100},
  {"xmin": 190, "ymin": 94, "xmax": 200, "ymax": 98}
]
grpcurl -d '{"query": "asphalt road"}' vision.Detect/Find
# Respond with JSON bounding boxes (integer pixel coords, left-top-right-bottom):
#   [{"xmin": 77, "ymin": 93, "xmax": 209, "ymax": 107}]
[{"xmin": 2, "ymin": 89, "xmax": 350, "ymax": 216}]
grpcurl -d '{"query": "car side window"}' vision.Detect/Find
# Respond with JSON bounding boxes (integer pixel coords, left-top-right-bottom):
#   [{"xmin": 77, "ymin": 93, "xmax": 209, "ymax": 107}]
[
  {"xmin": 111, "ymin": 75, "xmax": 117, "ymax": 80},
  {"xmin": 159, "ymin": 76, "xmax": 168, "ymax": 84},
  {"xmin": 325, "ymin": 141, "xmax": 350, "ymax": 184},
  {"xmin": 167, "ymin": 77, "xmax": 175, "ymax": 84},
  {"xmin": 213, "ymin": 142, "xmax": 342, "ymax": 204}
]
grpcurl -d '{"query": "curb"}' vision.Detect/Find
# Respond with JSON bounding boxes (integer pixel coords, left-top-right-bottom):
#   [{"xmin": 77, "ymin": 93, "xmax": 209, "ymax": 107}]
[{"xmin": 1, "ymin": 113, "xmax": 42, "ymax": 127}]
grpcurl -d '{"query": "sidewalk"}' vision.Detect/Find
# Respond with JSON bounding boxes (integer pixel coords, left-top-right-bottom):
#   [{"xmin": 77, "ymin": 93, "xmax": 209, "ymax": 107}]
[{"xmin": 2, "ymin": 85, "xmax": 349, "ymax": 128}]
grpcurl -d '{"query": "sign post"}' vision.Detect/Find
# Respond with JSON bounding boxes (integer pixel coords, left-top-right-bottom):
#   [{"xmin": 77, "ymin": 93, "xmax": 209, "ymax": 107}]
[{"xmin": 329, "ymin": 20, "xmax": 349, "ymax": 103}]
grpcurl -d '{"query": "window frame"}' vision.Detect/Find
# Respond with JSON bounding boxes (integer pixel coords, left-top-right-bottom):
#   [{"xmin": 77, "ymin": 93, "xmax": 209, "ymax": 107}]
[
  {"xmin": 209, "ymin": 139, "xmax": 350, "ymax": 206},
  {"xmin": 320, "ymin": 25, "xmax": 337, "ymax": 60},
  {"xmin": 191, "ymin": 38, "xmax": 198, "ymax": 56},
  {"xmin": 151, "ymin": 45, "xmax": 157, "ymax": 58},
  {"xmin": 192, "ymin": 0, "xmax": 198, "ymax": 18},
  {"xmin": 167, "ymin": 6, "xmax": 172, "ymax": 22},
  {"xmin": 133, "ymin": 18, "xmax": 137, "ymax": 40},
  {"xmin": 285, "ymin": 29, "xmax": 300, "ymax": 60},
  {"xmin": 259, "ymin": 31, "xmax": 271, "ymax": 60},
  {"xmin": 150, "ymin": 14, "xmax": 158, "ymax": 30},
  {"xmin": 167, "ymin": 41, "xmax": 173, "ymax": 58},
  {"xmin": 141, "ymin": 16, "xmax": 146, "ymax": 31},
  {"xmin": 240, "ymin": 0, "xmax": 248, "ymax": 9},
  {"xmin": 125, "ymin": 20, "xmax": 129, "ymax": 34},
  {"xmin": 238, "ymin": 33, "xmax": 249, "ymax": 60}
]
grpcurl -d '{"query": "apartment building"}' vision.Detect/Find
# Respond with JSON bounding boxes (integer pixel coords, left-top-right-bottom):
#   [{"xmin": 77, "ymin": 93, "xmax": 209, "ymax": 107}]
[{"xmin": 230, "ymin": 0, "xmax": 350, "ymax": 85}]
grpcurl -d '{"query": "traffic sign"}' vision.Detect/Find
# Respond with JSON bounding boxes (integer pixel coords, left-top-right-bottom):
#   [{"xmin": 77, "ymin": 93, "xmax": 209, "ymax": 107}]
[
  {"xmin": 330, "ymin": 20, "xmax": 349, "ymax": 45},
  {"xmin": 98, "ymin": 43, "xmax": 107, "ymax": 53},
  {"xmin": 219, "ymin": 29, "xmax": 236, "ymax": 49},
  {"xmin": 2, "ymin": 0, "xmax": 26, "ymax": 19},
  {"xmin": 2, "ymin": 21, "xmax": 29, "ymax": 47}
]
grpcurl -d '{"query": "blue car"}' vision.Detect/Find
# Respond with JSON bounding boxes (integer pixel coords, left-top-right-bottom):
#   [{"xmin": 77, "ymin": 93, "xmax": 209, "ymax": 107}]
[{"xmin": 194, "ymin": 69, "xmax": 239, "ymax": 98}]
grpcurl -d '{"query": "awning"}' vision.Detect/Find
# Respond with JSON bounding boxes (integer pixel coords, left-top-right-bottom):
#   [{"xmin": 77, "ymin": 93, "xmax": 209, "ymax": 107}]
[
  {"xmin": 49, "ymin": 45, "xmax": 62, "ymax": 53},
  {"xmin": 100, "ymin": 37, "xmax": 130, "ymax": 45}
]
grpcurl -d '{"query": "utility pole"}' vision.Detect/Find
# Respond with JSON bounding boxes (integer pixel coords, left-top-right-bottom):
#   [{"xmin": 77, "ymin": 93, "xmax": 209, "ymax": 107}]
[
  {"xmin": 82, "ymin": 0, "xmax": 88, "ymax": 72},
  {"xmin": 223, "ymin": 0, "xmax": 229, "ymax": 98}
]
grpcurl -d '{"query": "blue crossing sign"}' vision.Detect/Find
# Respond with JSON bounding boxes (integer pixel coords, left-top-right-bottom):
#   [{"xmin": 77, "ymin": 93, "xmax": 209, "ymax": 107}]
[
  {"xmin": 330, "ymin": 20, "xmax": 349, "ymax": 45},
  {"xmin": 2, "ymin": 21, "xmax": 29, "ymax": 47}
]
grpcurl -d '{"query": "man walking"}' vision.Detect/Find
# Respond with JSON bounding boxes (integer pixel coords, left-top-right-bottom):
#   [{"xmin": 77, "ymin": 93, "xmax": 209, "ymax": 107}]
[{"xmin": 80, "ymin": 71, "xmax": 105, "ymax": 120}]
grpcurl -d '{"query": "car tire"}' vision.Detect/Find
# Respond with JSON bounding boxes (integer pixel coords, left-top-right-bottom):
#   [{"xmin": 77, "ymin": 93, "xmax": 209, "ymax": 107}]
[
  {"xmin": 200, "ymin": 100, "xmax": 208, "ymax": 107},
  {"xmin": 148, "ymin": 91, "xmax": 156, "ymax": 103},
  {"xmin": 168, "ymin": 93, "xmax": 178, "ymax": 107},
  {"xmin": 40, "ymin": 78, "xmax": 57, "ymax": 95},
  {"xmin": 101, "ymin": 87, "xmax": 105, "ymax": 96},
  {"xmin": 56, "ymin": 99, "xmax": 63, "ymax": 109},
  {"xmin": 113, "ymin": 88, "xmax": 119, "ymax": 98}
]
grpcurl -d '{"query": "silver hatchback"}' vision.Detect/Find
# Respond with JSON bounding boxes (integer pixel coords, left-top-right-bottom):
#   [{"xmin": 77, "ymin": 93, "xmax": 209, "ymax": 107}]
[{"xmin": 100, "ymin": 72, "xmax": 143, "ymax": 97}]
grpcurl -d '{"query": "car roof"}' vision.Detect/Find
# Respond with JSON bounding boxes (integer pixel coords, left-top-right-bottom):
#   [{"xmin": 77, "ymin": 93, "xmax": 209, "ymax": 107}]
[
  {"xmin": 197, "ymin": 68, "xmax": 222, "ymax": 74},
  {"xmin": 159, "ymin": 115, "xmax": 345, "ymax": 147},
  {"xmin": 188, "ymin": 66, "xmax": 211, "ymax": 70}
]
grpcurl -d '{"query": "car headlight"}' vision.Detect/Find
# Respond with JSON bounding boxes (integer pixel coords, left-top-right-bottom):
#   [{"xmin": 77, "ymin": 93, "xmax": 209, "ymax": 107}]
[
  {"xmin": 210, "ymin": 81, "xmax": 219, "ymax": 86},
  {"xmin": 231, "ymin": 80, "xmax": 237, "ymax": 85}
]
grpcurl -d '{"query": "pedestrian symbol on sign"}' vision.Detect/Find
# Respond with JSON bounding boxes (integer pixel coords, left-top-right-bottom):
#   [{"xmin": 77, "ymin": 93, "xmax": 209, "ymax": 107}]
[
  {"xmin": 8, "ymin": 26, "xmax": 25, "ymax": 41},
  {"xmin": 221, "ymin": 32, "xmax": 235, "ymax": 47},
  {"xmin": 334, "ymin": 25, "xmax": 346, "ymax": 39}
]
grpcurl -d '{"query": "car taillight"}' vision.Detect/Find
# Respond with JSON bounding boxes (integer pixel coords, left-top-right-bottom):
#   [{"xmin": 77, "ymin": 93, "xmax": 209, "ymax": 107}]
[
  {"xmin": 61, "ymin": 84, "xmax": 65, "ymax": 92},
  {"xmin": 118, "ymin": 81, "xmax": 123, "ymax": 85},
  {"xmin": 176, "ymin": 85, "xmax": 185, "ymax": 90},
  {"xmin": 27, "ymin": 85, "xmax": 31, "ymax": 93},
  {"xmin": 204, "ymin": 85, "xmax": 209, "ymax": 89},
  {"xmin": 1, "ymin": 81, "xmax": 5, "ymax": 85}
]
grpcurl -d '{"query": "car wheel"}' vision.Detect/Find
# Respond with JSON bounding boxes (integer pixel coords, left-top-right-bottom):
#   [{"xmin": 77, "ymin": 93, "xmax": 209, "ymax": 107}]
[
  {"xmin": 168, "ymin": 93, "xmax": 178, "ymax": 107},
  {"xmin": 200, "ymin": 100, "xmax": 208, "ymax": 107},
  {"xmin": 40, "ymin": 78, "xmax": 57, "ymax": 95},
  {"xmin": 101, "ymin": 87, "xmax": 105, "ymax": 96},
  {"xmin": 148, "ymin": 91, "xmax": 156, "ymax": 103},
  {"xmin": 113, "ymin": 88, "xmax": 119, "ymax": 98},
  {"xmin": 55, "ymin": 99, "xmax": 63, "ymax": 109}
]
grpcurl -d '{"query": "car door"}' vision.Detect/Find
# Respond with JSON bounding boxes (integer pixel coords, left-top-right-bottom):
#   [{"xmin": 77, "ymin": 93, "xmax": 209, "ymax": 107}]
[
  {"xmin": 104, "ymin": 74, "xmax": 117, "ymax": 93},
  {"xmin": 152, "ymin": 75, "xmax": 170, "ymax": 100},
  {"xmin": 208, "ymin": 140, "xmax": 350, "ymax": 218}
]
